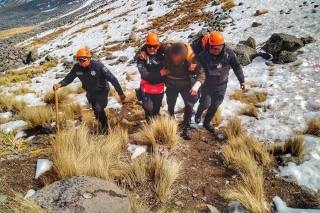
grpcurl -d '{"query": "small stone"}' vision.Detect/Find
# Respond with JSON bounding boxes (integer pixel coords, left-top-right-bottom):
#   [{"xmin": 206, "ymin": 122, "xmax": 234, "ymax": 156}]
[
  {"xmin": 251, "ymin": 22, "xmax": 262, "ymax": 27},
  {"xmin": 129, "ymin": 32, "xmax": 135, "ymax": 40},
  {"xmin": 192, "ymin": 194, "xmax": 198, "ymax": 198},
  {"xmin": 82, "ymin": 193, "xmax": 93, "ymax": 199},
  {"xmin": 175, "ymin": 201, "xmax": 183, "ymax": 206},
  {"xmin": 201, "ymin": 197, "xmax": 207, "ymax": 202},
  {"xmin": 216, "ymin": 133, "xmax": 227, "ymax": 141},
  {"xmin": 148, "ymin": 6, "xmax": 153, "ymax": 11},
  {"xmin": 146, "ymin": 0, "xmax": 154, "ymax": 5},
  {"xmin": 207, "ymin": 205, "xmax": 220, "ymax": 213},
  {"xmin": 118, "ymin": 56, "xmax": 129, "ymax": 63}
]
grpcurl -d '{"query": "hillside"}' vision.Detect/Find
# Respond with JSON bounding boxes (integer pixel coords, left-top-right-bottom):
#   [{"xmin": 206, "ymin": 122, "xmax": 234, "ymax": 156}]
[{"xmin": 0, "ymin": 0, "xmax": 320, "ymax": 212}]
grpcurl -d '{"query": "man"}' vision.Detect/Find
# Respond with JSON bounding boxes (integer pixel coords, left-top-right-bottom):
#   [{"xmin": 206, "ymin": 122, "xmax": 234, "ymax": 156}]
[
  {"xmin": 195, "ymin": 31, "xmax": 245, "ymax": 133},
  {"xmin": 53, "ymin": 48, "xmax": 126, "ymax": 133},
  {"xmin": 163, "ymin": 42, "xmax": 205, "ymax": 140},
  {"xmin": 137, "ymin": 33, "xmax": 167, "ymax": 122}
]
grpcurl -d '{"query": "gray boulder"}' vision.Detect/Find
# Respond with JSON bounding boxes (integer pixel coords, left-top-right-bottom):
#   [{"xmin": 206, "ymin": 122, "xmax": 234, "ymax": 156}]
[
  {"xmin": 262, "ymin": 33, "xmax": 304, "ymax": 54},
  {"xmin": 275, "ymin": 50, "xmax": 297, "ymax": 64},
  {"xmin": 29, "ymin": 175, "xmax": 130, "ymax": 213},
  {"xmin": 239, "ymin": 37, "xmax": 256, "ymax": 49},
  {"xmin": 118, "ymin": 56, "xmax": 129, "ymax": 63},
  {"xmin": 105, "ymin": 52, "xmax": 117, "ymax": 60},
  {"xmin": 301, "ymin": 35, "xmax": 315, "ymax": 45},
  {"xmin": 22, "ymin": 48, "xmax": 39, "ymax": 64},
  {"xmin": 233, "ymin": 44, "xmax": 257, "ymax": 66}
]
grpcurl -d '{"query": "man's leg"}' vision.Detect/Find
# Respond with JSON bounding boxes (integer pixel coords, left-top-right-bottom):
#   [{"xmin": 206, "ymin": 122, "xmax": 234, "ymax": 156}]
[
  {"xmin": 152, "ymin": 93, "xmax": 164, "ymax": 116},
  {"xmin": 179, "ymin": 86, "xmax": 198, "ymax": 140},
  {"xmin": 92, "ymin": 91, "xmax": 109, "ymax": 132},
  {"xmin": 166, "ymin": 87, "xmax": 179, "ymax": 116},
  {"xmin": 195, "ymin": 87, "xmax": 212, "ymax": 123},
  {"xmin": 203, "ymin": 89, "xmax": 226, "ymax": 133},
  {"xmin": 142, "ymin": 93, "xmax": 153, "ymax": 122}
]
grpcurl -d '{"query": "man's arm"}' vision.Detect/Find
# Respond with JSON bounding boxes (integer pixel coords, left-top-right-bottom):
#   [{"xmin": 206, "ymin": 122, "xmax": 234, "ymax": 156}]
[
  {"xmin": 101, "ymin": 66, "xmax": 124, "ymax": 95},
  {"xmin": 59, "ymin": 66, "xmax": 77, "ymax": 87},
  {"xmin": 230, "ymin": 51, "xmax": 245, "ymax": 83}
]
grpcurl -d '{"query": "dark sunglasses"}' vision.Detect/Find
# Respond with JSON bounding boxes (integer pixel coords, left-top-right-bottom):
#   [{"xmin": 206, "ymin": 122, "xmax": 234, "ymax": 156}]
[
  {"xmin": 210, "ymin": 45, "xmax": 223, "ymax": 51},
  {"xmin": 146, "ymin": 45, "xmax": 159, "ymax": 49},
  {"xmin": 77, "ymin": 58, "xmax": 88, "ymax": 62}
]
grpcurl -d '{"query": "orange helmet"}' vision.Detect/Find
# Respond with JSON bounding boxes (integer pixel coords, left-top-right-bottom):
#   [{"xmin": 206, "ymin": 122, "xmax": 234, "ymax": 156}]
[
  {"xmin": 209, "ymin": 31, "xmax": 225, "ymax": 46},
  {"xmin": 201, "ymin": 34, "xmax": 210, "ymax": 49},
  {"xmin": 146, "ymin": 33, "xmax": 160, "ymax": 45},
  {"xmin": 76, "ymin": 48, "xmax": 92, "ymax": 58}
]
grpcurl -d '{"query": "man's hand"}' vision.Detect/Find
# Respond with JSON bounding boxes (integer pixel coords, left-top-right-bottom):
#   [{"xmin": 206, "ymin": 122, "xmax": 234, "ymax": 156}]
[
  {"xmin": 240, "ymin": 83, "xmax": 246, "ymax": 91},
  {"xmin": 53, "ymin": 83, "xmax": 61, "ymax": 91},
  {"xmin": 139, "ymin": 51, "xmax": 147, "ymax": 60},
  {"xmin": 188, "ymin": 63, "xmax": 197, "ymax": 71},
  {"xmin": 119, "ymin": 94, "xmax": 126, "ymax": 101},
  {"xmin": 160, "ymin": 68, "xmax": 171, "ymax": 76},
  {"xmin": 189, "ymin": 89, "xmax": 197, "ymax": 96}
]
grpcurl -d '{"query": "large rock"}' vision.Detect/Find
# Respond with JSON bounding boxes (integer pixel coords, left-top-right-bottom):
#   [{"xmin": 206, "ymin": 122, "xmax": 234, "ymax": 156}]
[
  {"xmin": 233, "ymin": 44, "xmax": 257, "ymax": 66},
  {"xmin": 22, "ymin": 48, "xmax": 39, "ymax": 64},
  {"xmin": 239, "ymin": 37, "xmax": 256, "ymax": 49},
  {"xmin": 262, "ymin": 33, "xmax": 304, "ymax": 54},
  {"xmin": 274, "ymin": 50, "xmax": 297, "ymax": 64},
  {"xmin": 29, "ymin": 175, "xmax": 130, "ymax": 213}
]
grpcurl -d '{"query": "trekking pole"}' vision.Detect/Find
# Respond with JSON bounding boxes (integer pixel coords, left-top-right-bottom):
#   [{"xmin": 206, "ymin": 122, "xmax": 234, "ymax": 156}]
[{"xmin": 54, "ymin": 89, "xmax": 60, "ymax": 134}]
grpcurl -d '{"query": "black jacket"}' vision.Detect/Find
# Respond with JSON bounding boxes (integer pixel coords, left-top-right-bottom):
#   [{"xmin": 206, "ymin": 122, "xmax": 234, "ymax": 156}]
[
  {"xmin": 59, "ymin": 60, "xmax": 123, "ymax": 95},
  {"xmin": 137, "ymin": 45, "xmax": 165, "ymax": 85},
  {"xmin": 198, "ymin": 47, "xmax": 245, "ymax": 91}
]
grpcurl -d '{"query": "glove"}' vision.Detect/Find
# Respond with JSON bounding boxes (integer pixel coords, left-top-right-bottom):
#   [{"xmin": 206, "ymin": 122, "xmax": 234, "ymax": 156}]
[
  {"xmin": 119, "ymin": 94, "xmax": 126, "ymax": 101},
  {"xmin": 188, "ymin": 63, "xmax": 197, "ymax": 71},
  {"xmin": 53, "ymin": 83, "xmax": 61, "ymax": 91},
  {"xmin": 189, "ymin": 81, "xmax": 201, "ymax": 96}
]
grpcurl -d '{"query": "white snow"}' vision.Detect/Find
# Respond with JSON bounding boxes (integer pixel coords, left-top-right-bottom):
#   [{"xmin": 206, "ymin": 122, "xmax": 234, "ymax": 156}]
[
  {"xmin": 0, "ymin": 112, "xmax": 12, "ymax": 120},
  {"xmin": 273, "ymin": 196, "xmax": 320, "ymax": 213},
  {"xmin": 0, "ymin": 120, "xmax": 28, "ymax": 133},
  {"xmin": 35, "ymin": 159, "xmax": 53, "ymax": 179},
  {"xmin": 127, "ymin": 143, "xmax": 147, "ymax": 160},
  {"xmin": 24, "ymin": 189, "xmax": 36, "ymax": 199}
]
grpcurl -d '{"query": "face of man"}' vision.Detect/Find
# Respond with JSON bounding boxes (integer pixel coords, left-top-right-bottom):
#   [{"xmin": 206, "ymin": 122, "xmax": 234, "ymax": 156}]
[
  {"xmin": 146, "ymin": 44, "xmax": 159, "ymax": 55},
  {"xmin": 209, "ymin": 45, "xmax": 224, "ymax": 55},
  {"xmin": 77, "ymin": 57, "xmax": 91, "ymax": 67},
  {"xmin": 170, "ymin": 53, "xmax": 185, "ymax": 64}
]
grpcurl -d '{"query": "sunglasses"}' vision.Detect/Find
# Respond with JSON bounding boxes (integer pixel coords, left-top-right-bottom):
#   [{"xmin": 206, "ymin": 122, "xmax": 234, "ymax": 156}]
[
  {"xmin": 210, "ymin": 45, "xmax": 223, "ymax": 51},
  {"xmin": 77, "ymin": 58, "xmax": 88, "ymax": 62},
  {"xmin": 147, "ymin": 45, "xmax": 159, "ymax": 49}
]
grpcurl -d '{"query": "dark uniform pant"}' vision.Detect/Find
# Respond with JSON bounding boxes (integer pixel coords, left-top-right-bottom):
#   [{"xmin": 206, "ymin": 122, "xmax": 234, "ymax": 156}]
[
  {"xmin": 197, "ymin": 87, "xmax": 226, "ymax": 124},
  {"xmin": 86, "ymin": 91, "xmax": 109, "ymax": 129},
  {"xmin": 142, "ymin": 92, "xmax": 164, "ymax": 121},
  {"xmin": 166, "ymin": 85, "xmax": 198, "ymax": 122}
]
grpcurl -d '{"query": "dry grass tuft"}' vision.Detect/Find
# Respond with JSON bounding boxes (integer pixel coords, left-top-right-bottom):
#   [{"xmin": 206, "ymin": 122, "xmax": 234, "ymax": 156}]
[
  {"xmin": 12, "ymin": 87, "xmax": 35, "ymax": 95},
  {"xmin": 133, "ymin": 116, "xmax": 180, "ymax": 150},
  {"xmin": 211, "ymin": 108, "xmax": 222, "ymax": 126},
  {"xmin": 283, "ymin": 136, "xmax": 305, "ymax": 160},
  {"xmin": 0, "ymin": 130, "xmax": 27, "ymax": 155},
  {"xmin": 230, "ymin": 90, "xmax": 268, "ymax": 105},
  {"xmin": 149, "ymin": 154, "xmax": 183, "ymax": 200},
  {"xmin": 0, "ymin": 182, "xmax": 45, "ymax": 213},
  {"xmin": 43, "ymin": 87, "xmax": 73, "ymax": 104},
  {"xmin": 241, "ymin": 104, "xmax": 259, "ymax": 119},
  {"xmin": 126, "ymin": 72, "xmax": 133, "ymax": 81},
  {"xmin": 31, "ymin": 27, "xmax": 71, "ymax": 47},
  {"xmin": 20, "ymin": 106, "xmax": 54, "ymax": 130},
  {"xmin": 254, "ymin": 9, "xmax": 269, "ymax": 16},
  {"xmin": 306, "ymin": 117, "xmax": 320, "ymax": 136},
  {"xmin": 0, "ymin": 95, "xmax": 27, "ymax": 114},
  {"xmin": 221, "ymin": 116, "xmax": 244, "ymax": 139},
  {"xmin": 222, "ymin": 0, "xmax": 237, "ymax": 11}
]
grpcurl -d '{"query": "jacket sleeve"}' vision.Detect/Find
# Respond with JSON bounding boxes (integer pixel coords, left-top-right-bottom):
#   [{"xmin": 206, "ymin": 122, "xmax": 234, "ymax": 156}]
[
  {"xmin": 137, "ymin": 58, "xmax": 162, "ymax": 82},
  {"xmin": 101, "ymin": 66, "xmax": 124, "ymax": 95},
  {"xmin": 230, "ymin": 50, "xmax": 245, "ymax": 83},
  {"xmin": 59, "ymin": 66, "xmax": 77, "ymax": 87},
  {"xmin": 193, "ymin": 57, "xmax": 206, "ymax": 85}
]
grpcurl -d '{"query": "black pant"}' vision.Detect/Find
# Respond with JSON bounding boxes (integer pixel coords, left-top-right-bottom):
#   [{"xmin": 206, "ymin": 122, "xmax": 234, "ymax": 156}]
[
  {"xmin": 86, "ymin": 91, "xmax": 109, "ymax": 129},
  {"xmin": 197, "ymin": 87, "xmax": 226, "ymax": 124},
  {"xmin": 142, "ymin": 92, "xmax": 164, "ymax": 121},
  {"xmin": 166, "ymin": 85, "xmax": 198, "ymax": 122}
]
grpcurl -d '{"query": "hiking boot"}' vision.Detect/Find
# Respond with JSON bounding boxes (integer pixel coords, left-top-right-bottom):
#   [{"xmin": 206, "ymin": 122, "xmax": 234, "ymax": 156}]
[
  {"xmin": 181, "ymin": 127, "xmax": 192, "ymax": 140},
  {"xmin": 195, "ymin": 113, "xmax": 201, "ymax": 124},
  {"xmin": 203, "ymin": 122, "xmax": 216, "ymax": 133}
]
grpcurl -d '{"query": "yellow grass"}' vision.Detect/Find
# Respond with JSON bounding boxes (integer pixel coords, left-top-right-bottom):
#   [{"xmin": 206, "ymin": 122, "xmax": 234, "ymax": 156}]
[
  {"xmin": 133, "ymin": 116, "xmax": 180, "ymax": 150},
  {"xmin": 222, "ymin": 0, "xmax": 237, "ymax": 11},
  {"xmin": 283, "ymin": 136, "xmax": 305, "ymax": 160},
  {"xmin": 0, "ymin": 25, "xmax": 41, "ymax": 39},
  {"xmin": 0, "ymin": 182, "xmax": 45, "ymax": 213},
  {"xmin": 43, "ymin": 87, "xmax": 73, "ymax": 104},
  {"xmin": 221, "ymin": 116, "xmax": 244, "ymax": 139},
  {"xmin": 126, "ymin": 72, "xmax": 133, "ymax": 81},
  {"xmin": 255, "ymin": 9, "xmax": 269, "ymax": 16},
  {"xmin": 241, "ymin": 104, "xmax": 259, "ymax": 119},
  {"xmin": 31, "ymin": 27, "xmax": 71, "ymax": 47},
  {"xmin": 0, "ymin": 131, "xmax": 27, "ymax": 155},
  {"xmin": 230, "ymin": 90, "xmax": 268, "ymax": 105},
  {"xmin": 20, "ymin": 106, "xmax": 54, "ymax": 129},
  {"xmin": 306, "ymin": 117, "xmax": 320, "ymax": 136},
  {"xmin": 12, "ymin": 87, "xmax": 35, "ymax": 95},
  {"xmin": 0, "ymin": 95, "xmax": 27, "ymax": 113}
]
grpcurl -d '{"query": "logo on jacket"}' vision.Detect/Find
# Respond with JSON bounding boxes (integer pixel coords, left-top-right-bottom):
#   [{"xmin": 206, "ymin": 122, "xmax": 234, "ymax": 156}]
[{"xmin": 91, "ymin": 71, "xmax": 96, "ymax": 76}]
